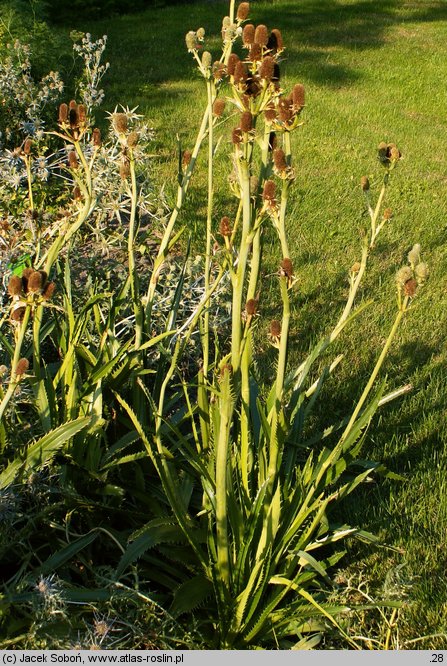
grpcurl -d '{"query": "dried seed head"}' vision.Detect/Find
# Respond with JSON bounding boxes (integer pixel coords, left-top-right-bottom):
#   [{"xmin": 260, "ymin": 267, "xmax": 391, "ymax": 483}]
[
  {"xmin": 378, "ymin": 142, "xmax": 401, "ymax": 166},
  {"xmin": 264, "ymin": 105, "xmax": 277, "ymax": 122},
  {"xmin": 196, "ymin": 27, "xmax": 205, "ymax": 41},
  {"xmin": 23, "ymin": 139, "xmax": 32, "ymax": 155},
  {"xmin": 92, "ymin": 127, "xmax": 102, "ymax": 147},
  {"xmin": 270, "ymin": 320, "xmax": 281, "ymax": 337},
  {"xmin": 259, "ymin": 55, "xmax": 275, "ymax": 81},
  {"xmin": 414, "ymin": 262, "xmax": 429, "ymax": 285},
  {"xmin": 119, "ymin": 156, "xmax": 130, "ymax": 180},
  {"xmin": 232, "ymin": 127, "xmax": 243, "ymax": 144},
  {"xmin": 360, "ymin": 176, "xmax": 370, "ymax": 191},
  {"xmin": 227, "ymin": 53, "xmax": 240, "ymax": 77},
  {"xmin": 273, "ymin": 148, "xmax": 287, "ymax": 172},
  {"xmin": 27, "ymin": 270, "xmax": 45, "ymax": 293},
  {"xmin": 219, "ymin": 216, "xmax": 232, "ymax": 236},
  {"xmin": 240, "ymin": 111, "xmax": 253, "ymax": 133},
  {"xmin": 78, "ymin": 104, "xmax": 87, "ymax": 124},
  {"xmin": 182, "ymin": 150, "xmax": 192, "ymax": 167},
  {"xmin": 268, "ymin": 28, "xmax": 284, "ymax": 52},
  {"xmin": 69, "ymin": 101, "xmax": 78, "ymax": 129},
  {"xmin": 396, "ymin": 266, "xmax": 413, "ymax": 286},
  {"xmin": 58, "ymin": 103, "xmax": 68, "ymax": 124},
  {"xmin": 8, "ymin": 275, "xmax": 23, "ymax": 297},
  {"xmin": 11, "ymin": 306, "xmax": 26, "ymax": 322},
  {"xmin": 213, "ymin": 61, "xmax": 226, "ymax": 81},
  {"xmin": 350, "ymin": 261, "xmax": 361, "ymax": 274},
  {"xmin": 68, "ymin": 151, "xmax": 78, "ymax": 169},
  {"xmin": 245, "ymin": 298, "xmax": 258, "ymax": 316},
  {"xmin": 185, "ymin": 31, "xmax": 197, "ymax": 51},
  {"xmin": 292, "ymin": 83, "xmax": 305, "ymax": 110},
  {"xmin": 280, "ymin": 257, "xmax": 293, "ymax": 278},
  {"xmin": 408, "ymin": 243, "xmax": 421, "ymax": 267},
  {"xmin": 112, "ymin": 113, "xmax": 128, "ymax": 134},
  {"xmin": 242, "ymin": 23, "xmax": 255, "ymax": 46},
  {"xmin": 250, "ymin": 175, "xmax": 259, "ymax": 197},
  {"xmin": 237, "ymin": 2, "xmax": 250, "ymax": 21},
  {"xmin": 254, "ymin": 24, "xmax": 269, "ymax": 46},
  {"xmin": 262, "ymin": 179, "xmax": 276, "ymax": 203},
  {"xmin": 278, "ymin": 97, "xmax": 293, "ymax": 123},
  {"xmin": 15, "ymin": 358, "xmax": 29, "ymax": 377},
  {"xmin": 213, "ymin": 98, "xmax": 226, "ymax": 117},
  {"xmin": 42, "ymin": 281, "xmax": 56, "ymax": 301},
  {"xmin": 202, "ymin": 51, "xmax": 212, "ymax": 69},
  {"xmin": 404, "ymin": 278, "xmax": 418, "ymax": 297},
  {"xmin": 383, "ymin": 207, "xmax": 392, "ymax": 220},
  {"xmin": 249, "ymin": 42, "xmax": 263, "ymax": 62},
  {"xmin": 234, "ymin": 61, "xmax": 248, "ymax": 85}
]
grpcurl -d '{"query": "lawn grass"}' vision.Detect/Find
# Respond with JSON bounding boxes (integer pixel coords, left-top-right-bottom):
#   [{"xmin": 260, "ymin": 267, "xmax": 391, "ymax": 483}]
[{"xmin": 51, "ymin": 0, "xmax": 447, "ymax": 647}]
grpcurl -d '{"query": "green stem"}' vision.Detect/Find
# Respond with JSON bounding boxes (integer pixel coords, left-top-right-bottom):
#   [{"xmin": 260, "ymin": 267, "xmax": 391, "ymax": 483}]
[
  {"xmin": 370, "ymin": 173, "xmax": 389, "ymax": 247},
  {"xmin": 128, "ymin": 150, "xmax": 143, "ymax": 350},
  {"xmin": 215, "ymin": 368, "xmax": 233, "ymax": 588},
  {"xmin": 202, "ymin": 80, "xmax": 215, "ymax": 378},
  {"xmin": 0, "ymin": 306, "xmax": 31, "ymax": 422}
]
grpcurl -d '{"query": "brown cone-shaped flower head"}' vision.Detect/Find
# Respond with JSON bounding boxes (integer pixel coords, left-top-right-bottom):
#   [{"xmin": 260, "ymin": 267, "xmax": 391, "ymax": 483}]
[
  {"xmin": 15, "ymin": 358, "xmax": 29, "ymax": 377},
  {"xmin": 92, "ymin": 128, "xmax": 102, "ymax": 147},
  {"xmin": 227, "ymin": 53, "xmax": 240, "ymax": 77},
  {"xmin": 245, "ymin": 298, "xmax": 258, "ymax": 316},
  {"xmin": 404, "ymin": 278, "xmax": 418, "ymax": 297},
  {"xmin": 360, "ymin": 176, "xmax": 370, "ymax": 191},
  {"xmin": 292, "ymin": 83, "xmax": 305, "ymax": 110},
  {"xmin": 273, "ymin": 148, "xmax": 287, "ymax": 172},
  {"xmin": 240, "ymin": 111, "xmax": 253, "ymax": 133},
  {"xmin": 234, "ymin": 61, "xmax": 248, "ymax": 85},
  {"xmin": 68, "ymin": 151, "xmax": 78, "ymax": 169},
  {"xmin": 242, "ymin": 23, "xmax": 255, "ymax": 46},
  {"xmin": 58, "ymin": 103, "xmax": 68, "ymax": 124},
  {"xmin": 254, "ymin": 24, "xmax": 269, "ymax": 46},
  {"xmin": 42, "ymin": 281, "xmax": 56, "ymax": 301},
  {"xmin": 11, "ymin": 306, "xmax": 26, "ymax": 322},
  {"xmin": 383, "ymin": 207, "xmax": 392, "ymax": 220},
  {"xmin": 213, "ymin": 98, "xmax": 226, "ymax": 117},
  {"xmin": 232, "ymin": 127, "xmax": 243, "ymax": 145},
  {"xmin": 249, "ymin": 43, "xmax": 263, "ymax": 62},
  {"xmin": 23, "ymin": 139, "xmax": 32, "ymax": 155},
  {"xmin": 8, "ymin": 275, "xmax": 23, "ymax": 298},
  {"xmin": 112, "ymin": 113, "xmax": 128, "ymax": 134},
  {"xmin": 182, "ymin": 150, "xmax": 192, "ymax": 167},
  {"xmin": 219, "ymin": 216, "xmax": 232, "ymax": 236},
  {"xmin": 213, "ymin": 61, "xmax": 226, "ymax": 81},
  {"xmin": 237, "ymin": 2, "xmax": 250, "ymax": 20},
  {"xmin": 278, "ymin": 97, "xmax": 293, "ymax": 123},
  {"xmin": 27, "ymin": 270, "xmax": 46, "ymax": 294},
  {"xmin": 259, "ymin": 55, "xmax": 275, "ymax": 81},
  {"xmin": 263, "ymin": 179, "xmax": 276, "ymax": 203},
  {"xmin": 267, "ymin": 28, "xmax": 283, "ymax": 52},
  {"xmin": 78, "ymin": 104, "xmax": 87, "ymax": 124},
  {"xmin": 73, "ymin": 186, "xmax": 82, "ymax": 201},
  {"xmin": 280, "ymin": 257, "xmax": 293, "ymax": 278},
  {"xmin": 270, "ymin": 320, "xmax": 281, "ymax": 338}
]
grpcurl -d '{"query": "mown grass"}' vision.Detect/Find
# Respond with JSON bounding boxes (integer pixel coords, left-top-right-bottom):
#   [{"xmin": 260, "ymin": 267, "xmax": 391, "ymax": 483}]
[{"xmin": 52, "ymin": 0, "xmax": 447, "ymax": 647}]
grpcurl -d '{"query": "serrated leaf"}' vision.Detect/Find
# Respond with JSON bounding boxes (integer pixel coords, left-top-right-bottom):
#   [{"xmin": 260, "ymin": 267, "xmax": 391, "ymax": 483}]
[
  {"xmin": 0, "ymin": 417, "xmax": 91, "ymax": 489},
  {"xmin": 171, "ymin": 575, "xmax": 213, "ymax": 617}
]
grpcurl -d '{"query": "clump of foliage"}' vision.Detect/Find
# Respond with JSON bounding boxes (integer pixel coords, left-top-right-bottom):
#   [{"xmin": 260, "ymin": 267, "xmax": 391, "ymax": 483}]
[{"xmin": 0, "ymin": 0, "xmax": 428, "ymax": 649}]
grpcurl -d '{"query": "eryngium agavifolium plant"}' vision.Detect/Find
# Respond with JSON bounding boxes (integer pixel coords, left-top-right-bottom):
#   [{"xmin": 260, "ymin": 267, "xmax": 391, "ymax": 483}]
[{"xmin": 113, "ymin": 1, "xmax": 427, "ymax": 649}]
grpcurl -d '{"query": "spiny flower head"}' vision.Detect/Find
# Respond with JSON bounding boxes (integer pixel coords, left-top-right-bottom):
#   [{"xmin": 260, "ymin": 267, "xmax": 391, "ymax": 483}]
[
  {"xmin": 237, "ymin": 2, "xmax": 250, "ymax": 21},
  {"xmin": 240, "ymin": 111, "xmax": 253, "ymax": 133},
  {"xmin": 15, "ymin": 358, "xmax": 29, "ymax": 377},
  {"xmin": 213, "ymin": 98, "xmax": 226, "ymax": 117},
  {"xmin": 242, "ymin": 24, "xmax": 255, "ymax": 47},
  {"xmin": 254, "ymin": 24, "xmax": 269, "ymax": 46},
  {"xmin": 219, "ymin": 216, "xmax": 232, "ymax": 236},
  {"xmin": 280, "ymin": 257, "xmax": 294, "ymax": 278},
  {"xmin": 245, "ymin": 298, "xmax": 258, "ymax": 316}
]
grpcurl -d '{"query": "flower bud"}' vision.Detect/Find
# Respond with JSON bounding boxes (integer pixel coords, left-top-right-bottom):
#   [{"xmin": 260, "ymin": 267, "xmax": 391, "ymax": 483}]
[
  {"xmin": 58, "ymin": 103, "xmax": 68, "ymax": 124},
  {"xmin": 227, "ymin": 53, "xmax": 240, "ymax": 77},
  {"xmin": 254, "ymin": 24, "xmax": 269, "ymax": 46},
  {"xmin": 15, "ymin": 358, "xmax": 29, "ymax": 377},
  {"xmin": 259, "ymin": 55, "xmax": 275, "ymax": 81},
  {"xmin": 242, "ymin": 24, "xmax": 255, "ymax": 46},
  {"xmin": 407, "ymin": 243, "xmax": 421, "ymax": 268},
  {"xmin": 219, "ymin": 216, "xmax": 232, "ymax": 236},
  {"xmin": 280, "ymin": 257, "xmax": 293, "ymax": 278},
  {"xmin": 245, "ymin": 298, "xmax": 258, "ymax": 316},
  {"xmin": 185, "ymin": 31, "xmax": 197, "ymax": 51},
  {"xmin": 360, "ymin": 176, "xmax": 370, "ymax": 191},
  {"xmin": 240, "ymin": 111, "xmax": 253, "ymax": 133},
  {"xmin": 182, "ymin": 150, "xmax": 192, "ymax": 167},
  {"xmin": 213, "ymin": 98, "xmax": 226, "ymax": 117},
  {"xmin": 262, "ymin": 179, "xmax": 276, "ymax": 204},
  {"xmin": 8, "ymin": 275, "xmax": 23, "ymax": 297},
  {"xmin": 237, "ymin": 2, "xmax": 250, "ymax": 20},
  {"xmin": 292, "ymin": 83, "xmax": 305, "ymax": 110},
  {"xmin": 414, "ymin": 262, "xmax": 429, "ymax": 285},
  {"xmin": 23, "ymin": 139, "xmax": 32, "ymax": 155},
  {"xmin": 27, "ymin": 270, "xmax": 46, "ymax": 294},
  {"xmin": 396, "ymin": 266, "xmax": 413, "ymax": 286},
  {"xmin": 202, "ymin": 51, "xmax": 212, "ymax": 69}
]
